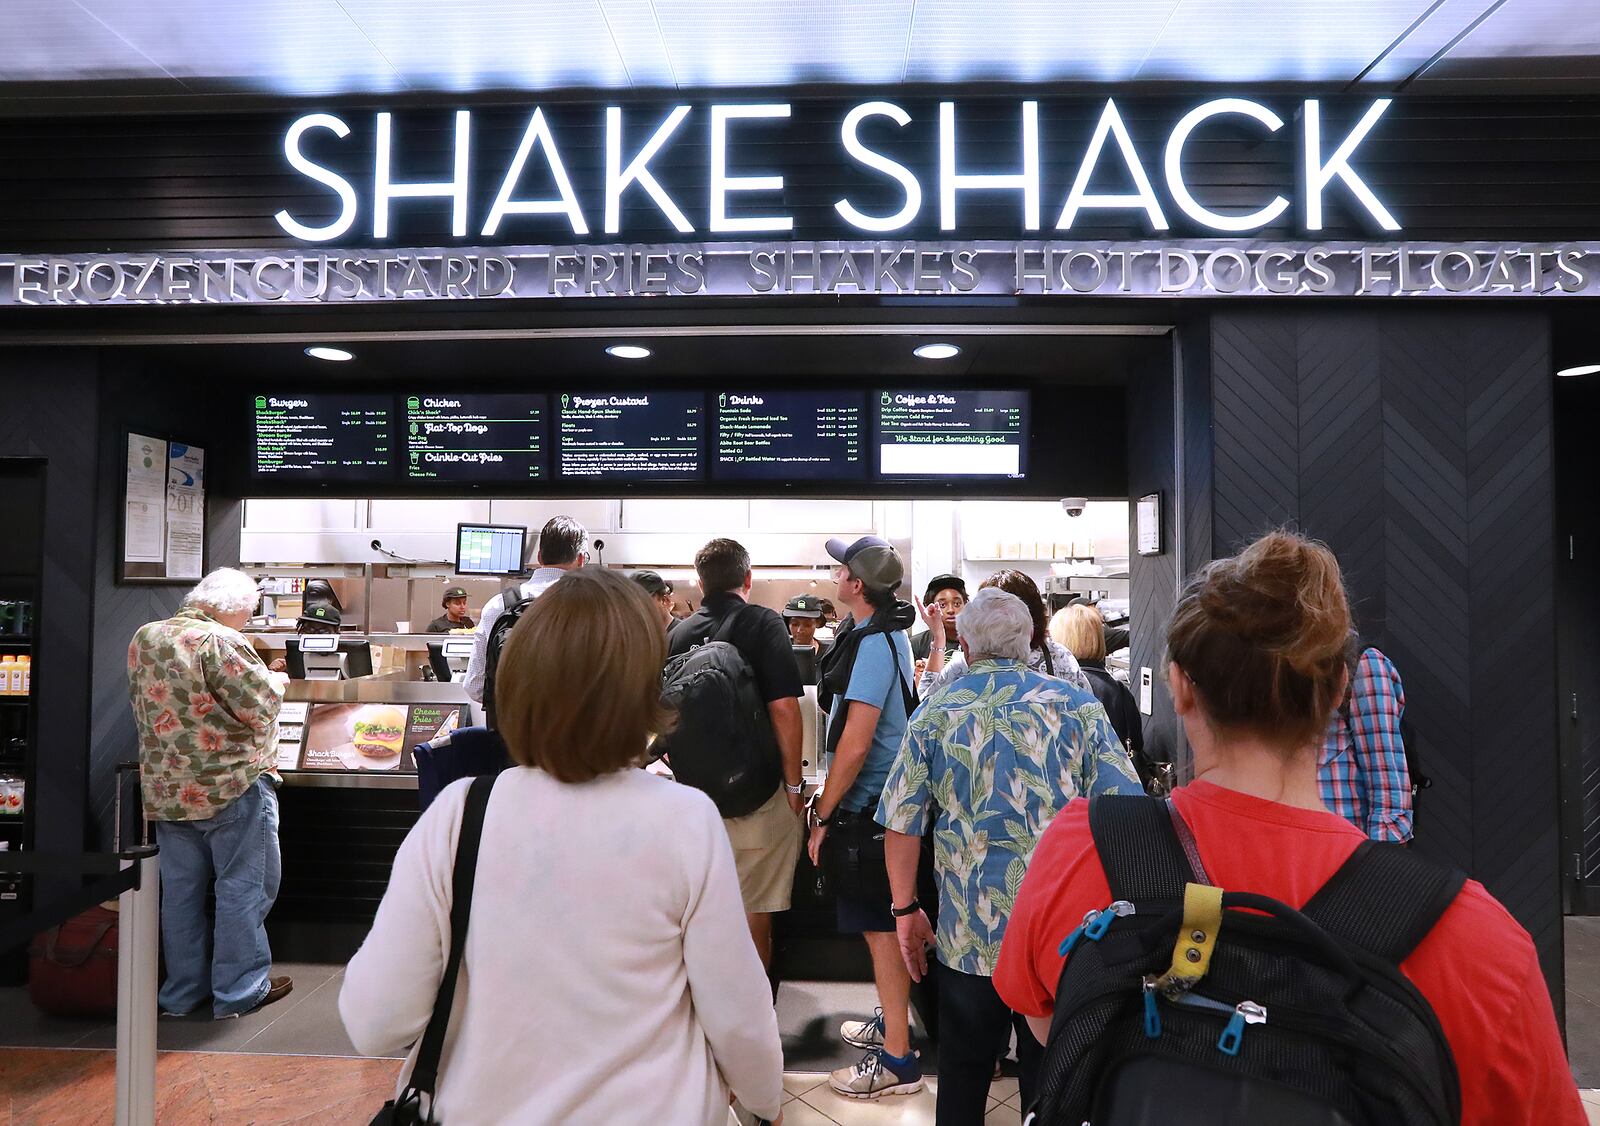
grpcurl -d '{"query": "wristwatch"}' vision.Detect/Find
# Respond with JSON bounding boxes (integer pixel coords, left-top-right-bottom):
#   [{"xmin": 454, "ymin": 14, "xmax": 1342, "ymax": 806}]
[
  {"xmin": 890, "ymin": 899, "xmax": 921, "ymax": 918},
  {"xmin": 785, "ymin": 781, "xmax": 804, "ymax": 795}
]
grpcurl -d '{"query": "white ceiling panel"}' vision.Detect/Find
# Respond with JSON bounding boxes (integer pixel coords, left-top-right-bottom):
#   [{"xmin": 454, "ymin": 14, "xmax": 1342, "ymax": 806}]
[
  {"xmin": 338, "ymin": 0, "xmax": 635, "ymax": 93},
  {"xmin": 1136, "ymin": 0, "xmax": 1443, "ymax": 83},
  {"xmin": 1417, "ymin": 0, "xmax": 1600, "ymax": 83},
  {"xmin": 649, "ymin": 0, "xmax": 917, "ymax": 88},
  {"xmin": 905, "ymin": 0, "xmax": 1183, "ymax": 84},
  {"xmin": 597, "ymin": 0, "xmax": 681, "ymax": 89},
  {"xmin": 1354, "ymin": 0, "xmax": 1504, "ymax": 85},
  {"xmin": 0, "ymin": 0, "xmax": 175, "ymax": 83},
  {"xmin": 72, "ymin": 0, "xmax": 405, "ymax": 94}
]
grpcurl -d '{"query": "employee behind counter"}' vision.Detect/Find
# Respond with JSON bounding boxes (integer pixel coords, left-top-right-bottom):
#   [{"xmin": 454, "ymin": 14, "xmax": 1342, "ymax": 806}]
[
  {"xmin": 426, "ymin": 587, "xmax": 476, "ymax": 634},
  {"xmin": 268, "ymin": 604, "xmax": 341, "ymax": 674}
]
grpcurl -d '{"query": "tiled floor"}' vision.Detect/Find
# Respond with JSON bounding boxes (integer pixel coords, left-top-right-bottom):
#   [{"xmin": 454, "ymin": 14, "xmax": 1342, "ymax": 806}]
[{"xmin": 0, "ymin": 926, "xmax": 1597, "ymax": 1124}]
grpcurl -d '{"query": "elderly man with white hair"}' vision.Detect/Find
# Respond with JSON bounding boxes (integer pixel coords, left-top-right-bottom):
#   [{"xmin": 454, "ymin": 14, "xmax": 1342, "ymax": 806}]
[
  {"xmin": 127, "ymin": 567, "xmax": 295, "ymax": 1019},
  {"xmin": 876, "ymin": 586, "xmax": 1140, "ymax": 1124}
]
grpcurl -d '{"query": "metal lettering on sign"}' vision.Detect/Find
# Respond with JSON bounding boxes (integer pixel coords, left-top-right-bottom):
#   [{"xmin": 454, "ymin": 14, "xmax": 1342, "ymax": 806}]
[{"xmin": 2, "ymin": 241, "xmax": 1597, "ymax": 306}]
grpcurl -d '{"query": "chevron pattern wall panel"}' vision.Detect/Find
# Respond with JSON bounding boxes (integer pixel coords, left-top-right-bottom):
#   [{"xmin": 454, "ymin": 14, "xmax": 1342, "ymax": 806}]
[
  {"xmin": 86, "ymin": 374, "xmax": 247, "ymax": 848},
  {"xmin": 1209, "ymin": 308, "xmax": 1561, "ymax": 997}
]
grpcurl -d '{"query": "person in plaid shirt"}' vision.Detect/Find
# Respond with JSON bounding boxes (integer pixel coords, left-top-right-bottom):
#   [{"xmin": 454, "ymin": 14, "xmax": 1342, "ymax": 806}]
[{"xmin": 1319, "ymin": 644, "xmax": 1412, "ymax": 842}]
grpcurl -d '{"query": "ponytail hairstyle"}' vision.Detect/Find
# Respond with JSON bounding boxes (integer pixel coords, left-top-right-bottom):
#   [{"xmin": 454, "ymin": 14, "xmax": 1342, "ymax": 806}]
[{"xmin": 1167, "ymin": 530, "xmax": 1351, "ymax": 748}]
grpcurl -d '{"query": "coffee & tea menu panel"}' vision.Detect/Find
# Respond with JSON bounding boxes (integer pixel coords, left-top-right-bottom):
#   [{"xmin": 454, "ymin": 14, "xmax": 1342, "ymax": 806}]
[{"xmin": 874, "ymin": 390, "xmax": 1029, "ymax": 478}]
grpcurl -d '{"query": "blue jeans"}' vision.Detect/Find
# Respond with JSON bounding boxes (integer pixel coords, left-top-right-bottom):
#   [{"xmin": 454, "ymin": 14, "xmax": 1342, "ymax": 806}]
[{"xmin": 155, "ymin": 776, "xmax": 281, "ymax": 1017}]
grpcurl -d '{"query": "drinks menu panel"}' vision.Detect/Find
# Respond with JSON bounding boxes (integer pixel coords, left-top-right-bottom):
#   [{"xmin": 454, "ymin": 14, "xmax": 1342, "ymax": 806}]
[{"xmin": 713, "ymin": 391, "xmax": 867, "ymax": 481}]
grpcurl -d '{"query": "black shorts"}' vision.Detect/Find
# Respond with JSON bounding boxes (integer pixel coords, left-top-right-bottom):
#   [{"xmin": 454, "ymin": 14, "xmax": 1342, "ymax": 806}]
[{"xmin": 836, "ymin": 886, "xmax": 895, "ymax": 934}]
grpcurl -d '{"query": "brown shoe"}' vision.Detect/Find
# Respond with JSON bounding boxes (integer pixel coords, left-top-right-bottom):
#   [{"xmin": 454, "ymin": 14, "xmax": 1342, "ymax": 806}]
[{"xmin": 216, "ymin": 975, "xmax": 293, "ymax": 1020}]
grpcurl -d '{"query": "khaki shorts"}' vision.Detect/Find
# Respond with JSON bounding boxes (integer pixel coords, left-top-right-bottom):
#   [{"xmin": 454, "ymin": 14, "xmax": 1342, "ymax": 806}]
[{"xmin": 723, "ymin": 784, "xmax": 802, "ymax": 914}]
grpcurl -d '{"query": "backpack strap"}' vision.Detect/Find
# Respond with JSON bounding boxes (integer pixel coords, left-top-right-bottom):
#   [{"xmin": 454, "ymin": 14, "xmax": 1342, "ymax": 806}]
[
  {"xmin": 1088, "ymin": 794, "xmax": 1199, "ymax": 902},
  {"xmin": 499, "ymin": 582, "xmax": 527, "ymax": 615},
  {"xmin": 1301, "ymin": 841, "xmax": 1466, "ymax": 965}
]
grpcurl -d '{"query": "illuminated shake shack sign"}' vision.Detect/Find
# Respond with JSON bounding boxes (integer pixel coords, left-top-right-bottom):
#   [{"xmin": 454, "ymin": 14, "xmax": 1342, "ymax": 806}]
[
  {"xmin": 5, "ymin": 94, "xmax": 1600, "ymax": 304},
  {"xmin": 270, "ymin": 98, "xmax": 1400, "ymax": 242}
]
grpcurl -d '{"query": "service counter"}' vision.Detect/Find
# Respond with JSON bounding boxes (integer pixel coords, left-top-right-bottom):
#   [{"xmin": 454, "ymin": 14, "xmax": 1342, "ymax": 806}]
[{"xmin": 271, "ymin": 673, "xmax": 473, "ymax": 791}]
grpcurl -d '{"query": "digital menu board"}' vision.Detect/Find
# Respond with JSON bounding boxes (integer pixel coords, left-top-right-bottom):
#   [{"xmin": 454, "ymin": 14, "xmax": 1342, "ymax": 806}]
[
  {"xmin": 875, "ymin": 390, "xmax": 1029, "ymax": 478},
  {"xmin": 714, "ymin": 391, "xmax": 867, "ymax": 481},
  {"xmin": 557, "ymin": 392, "xmax": 704, "ymax": 479},
  {"xmin": 405, "ymin": 394, "xmax": 548, "ymax": 482},
  {"xmin": 253, "ymin": 394, "xmax": 393, "ymax": 481}
]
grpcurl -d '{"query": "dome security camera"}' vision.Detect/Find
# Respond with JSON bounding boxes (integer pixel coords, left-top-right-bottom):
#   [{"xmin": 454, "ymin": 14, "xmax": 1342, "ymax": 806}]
[{"xmin": 1061, "ymin": 498, "xmax": 1088, "ymax": 518}]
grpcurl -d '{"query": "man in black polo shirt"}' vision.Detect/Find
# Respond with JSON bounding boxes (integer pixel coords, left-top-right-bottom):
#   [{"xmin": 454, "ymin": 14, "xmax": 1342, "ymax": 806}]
[{"xmin": 668, "ymin": 538, "xmax": 805, "ymax": 969}]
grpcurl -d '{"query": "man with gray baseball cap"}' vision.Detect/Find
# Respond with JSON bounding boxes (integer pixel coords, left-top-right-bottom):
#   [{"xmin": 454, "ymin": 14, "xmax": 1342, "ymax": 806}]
[{"xmin": 807, "ymin": 535, "xmax": 926, "ymax": 1099}]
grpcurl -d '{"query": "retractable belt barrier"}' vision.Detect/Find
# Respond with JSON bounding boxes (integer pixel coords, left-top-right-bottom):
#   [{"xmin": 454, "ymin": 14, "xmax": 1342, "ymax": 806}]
[{"xmin": 0, "ymin": 762, "xmax": 160, "ymax": 1126}]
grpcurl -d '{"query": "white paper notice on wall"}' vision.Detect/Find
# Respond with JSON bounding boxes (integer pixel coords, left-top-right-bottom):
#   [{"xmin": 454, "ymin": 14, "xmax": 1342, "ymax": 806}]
[
  {"xmin": 1136, "ymin": 493, "xmax": 1161, "ymax": 556},
  {"xmin": 1139, "ymin": 667, "xmax": 1153, "ymax": 716},
  {"xmin": 124, "ymin": 433, "xmax": 168, "ymax": 563}
]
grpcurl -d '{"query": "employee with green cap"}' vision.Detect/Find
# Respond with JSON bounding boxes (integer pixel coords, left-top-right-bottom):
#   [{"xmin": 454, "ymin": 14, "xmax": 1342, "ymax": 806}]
[
  {"xmin": 783, "ymin": 593, "xmax": 828, "ymax": 655},
  {"xmin": 268, "ymin": 603, "xmax": 342, "ymax": 672},
  {"xmin": 426, "ymin": 587, "xmax": 476, "ymax": 634}
]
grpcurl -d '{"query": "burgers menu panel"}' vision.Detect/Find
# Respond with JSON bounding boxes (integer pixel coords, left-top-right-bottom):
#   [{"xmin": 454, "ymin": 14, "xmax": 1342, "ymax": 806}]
[
  {"xmin": 405, "ymin": 394, "xmax": 548, "ymax": 482},
  {"xmin": 557, "ymin": 392, "xmax": 704, "ymax": 479},
  {"xmin": 713, "ymin": 391, "xmax": 867, "ymax": 481},
  {"xmin": 253, "ymin": 394, "xmax": 393, "ymax": 480},
  {"xmin": 875, "ymin": 390, "xmax": 1029, "ymax": 478}
]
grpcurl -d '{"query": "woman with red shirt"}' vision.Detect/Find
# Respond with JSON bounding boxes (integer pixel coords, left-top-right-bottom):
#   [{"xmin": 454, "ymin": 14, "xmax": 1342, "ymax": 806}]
[{"xmin": 994, "ymin": 530, "xmax": 1584, "ymax": 1126}]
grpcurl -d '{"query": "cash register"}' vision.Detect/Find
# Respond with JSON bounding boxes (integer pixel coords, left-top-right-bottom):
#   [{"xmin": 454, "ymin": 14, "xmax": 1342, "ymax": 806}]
[{"xmin": 287, "ymin": 635, "xmax": 374, "ymax": 680}]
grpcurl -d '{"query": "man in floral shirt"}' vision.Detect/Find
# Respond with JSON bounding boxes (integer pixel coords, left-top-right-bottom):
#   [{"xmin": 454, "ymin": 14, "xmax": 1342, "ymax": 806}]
[
  {"xmin": 127, "ymin": 568, "xmax": 294, "ymax": 1019},
  {"xmin": 879, "ymin": 588, "xmax": 1141, "ymax": 1124}
]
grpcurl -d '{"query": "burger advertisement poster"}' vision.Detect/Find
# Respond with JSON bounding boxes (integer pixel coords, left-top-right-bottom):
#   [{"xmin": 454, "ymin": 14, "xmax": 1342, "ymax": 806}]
[{"xmin": 298, "ymin": 701, "xmax": 464, "ymax": 772}]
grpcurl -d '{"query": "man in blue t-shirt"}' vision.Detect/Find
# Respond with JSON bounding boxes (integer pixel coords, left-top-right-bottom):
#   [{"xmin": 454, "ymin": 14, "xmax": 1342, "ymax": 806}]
[{"xmin": 805, "ymin": 534, "xmax": 924, "ymax": 1100}]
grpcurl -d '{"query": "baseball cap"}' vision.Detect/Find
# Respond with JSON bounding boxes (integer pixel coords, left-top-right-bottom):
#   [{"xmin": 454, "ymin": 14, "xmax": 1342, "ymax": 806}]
[
  {"xmin": 923, "ymin": 573, "xmax": 969, "ymax": 603},
  {"xmin": 783, "ymin": 594, "xmax": 826, "ymax": 619},
  {"xmin": 298, "ymin": 603, "xmax": 342, "ymax": 628},
  {"xmin": 441, "ymin": 586, "xmax": 468, "ymax": 606},
  {"xmin": 630, "ymin": 570, "xmax": 672, "ymax": 598},
  {"xmin": 825, "ymin": 535, "xmax": 905, "ymax": 593}
]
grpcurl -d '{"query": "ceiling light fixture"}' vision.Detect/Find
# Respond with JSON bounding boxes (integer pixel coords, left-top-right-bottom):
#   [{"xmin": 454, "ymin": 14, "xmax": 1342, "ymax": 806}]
[
  {"xmin": 304, "ymin": 346, "xmax": 354, "ymax": 362},
  {"xmin": 1557, "ymin": 363, "xmax": 1600, "ymax": 377},
  {"xmin": 605, "ymin": 344, "xmax": 652, "ymax": 360},
  {"xmin": 913, "ymin": 343, "xmax": 961, "ymax": 360}
]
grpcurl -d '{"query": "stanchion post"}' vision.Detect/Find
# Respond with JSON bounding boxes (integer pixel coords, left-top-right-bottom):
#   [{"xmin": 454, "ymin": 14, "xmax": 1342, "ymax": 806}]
[{"xmin": 114, "ymin": 848, "xmax": 159, "ymax": 1126}]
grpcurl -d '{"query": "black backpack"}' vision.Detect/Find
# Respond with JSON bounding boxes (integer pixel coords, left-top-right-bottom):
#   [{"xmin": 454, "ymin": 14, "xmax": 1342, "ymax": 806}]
[
  {"xmin": 481, "ymin": 584, "xmax": 534, "ymax": 730},
  {"xmin": 1029, "ymin": 794, "xmax": 1465, "ymax": 1126},
  {"xmin": 653, "ymin": 606, "xmax": 782, "ymax": 819}
]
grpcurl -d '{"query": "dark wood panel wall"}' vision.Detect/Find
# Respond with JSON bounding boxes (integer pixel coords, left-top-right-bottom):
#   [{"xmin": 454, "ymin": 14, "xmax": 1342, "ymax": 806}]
[
  {"xmin": 0, "ymin": 353, "xmax": 99, "ymax": 868},
  {"xmin": 1207, "ymin": 307, "xmax": 1561, "ymax": 1000},
  {"xmin": 87, "ymin": 361, "xmax": 242, "ymax": 848},
  {"xmin": 1, "ymin": 95, "xmax": 1599, "ymax": 251}
]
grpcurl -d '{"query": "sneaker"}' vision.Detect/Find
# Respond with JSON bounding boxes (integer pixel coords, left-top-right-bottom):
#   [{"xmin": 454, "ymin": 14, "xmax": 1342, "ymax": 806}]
[
  {"xmin": 215, "ymin": 975, "xmax": 293, "ymax": 1020},
  {"xmin": 829, "ymin": 1049, "xmax": 924, "ymax": 1099},
  {"xmin": 840, "ymin": 1007, "xmax": 885, "ymax": 1049}
]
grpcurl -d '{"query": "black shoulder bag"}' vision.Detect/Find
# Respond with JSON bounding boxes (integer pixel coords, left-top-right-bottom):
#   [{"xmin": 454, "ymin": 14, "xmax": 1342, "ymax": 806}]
[{"xmin": 371, "ymin": 773, "xmax": 496, "ymax": 1125}]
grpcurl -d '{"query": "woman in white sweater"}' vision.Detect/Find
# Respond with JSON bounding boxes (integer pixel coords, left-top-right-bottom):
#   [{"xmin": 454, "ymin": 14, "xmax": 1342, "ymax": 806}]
[{"xmin": 341, "ymin": 568, "xmax": 785, "ymax": 1125}]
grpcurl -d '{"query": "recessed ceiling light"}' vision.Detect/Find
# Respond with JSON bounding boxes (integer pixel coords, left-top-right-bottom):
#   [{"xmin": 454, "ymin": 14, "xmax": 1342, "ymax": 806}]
[
  {"xmin": 914, "ymin": 343, "xmax": 961, "ymax": 360},
  {"xmin": 1557, "ymin": 363, "xmax": 1600, "ymax": 377},
  {"xmin": 605, "ymin": 344, "xmax": 652, "ymax": 360},
  {"xmin": 304, "ymin": 346, "xmax": 353, "ymax": 362}
]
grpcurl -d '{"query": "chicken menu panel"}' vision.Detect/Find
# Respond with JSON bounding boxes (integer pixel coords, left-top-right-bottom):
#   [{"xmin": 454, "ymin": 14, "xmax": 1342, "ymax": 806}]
[
  {"xmin": 556, "ymin": 391, "xmax": 704, "ymax": 479},
  {"xmin": 874, "ymin": 390, "xmax": 1029, "ymax": 478},
  {"xmin": 713, "ymin": 390, "xmax": 867, "ymax": 481},
  {"xmin": 404, "ymin": 393, "xmax": 548, "ymax": 482},
  {"xmin": 252, "ymin": 394, "xmax": 393, "ymax": 481}
]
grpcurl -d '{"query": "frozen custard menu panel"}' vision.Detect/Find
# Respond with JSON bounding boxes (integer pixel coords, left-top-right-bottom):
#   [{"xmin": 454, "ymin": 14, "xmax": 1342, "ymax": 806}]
[
  {"xmin": 713, "ymin": 391, "xmax": 867, "ymax": 481},
  {"xmin": 252, "ymin": 394, "xmax": 393, "ymax": 481},
  {"xmin": 556, "ymin": 391, "xmax": 704, "ymax": 479},
  {"xmin": 405, "ymin": 394, "xmax": 548, "ymax": 482},
  {"xmin": 875, "ymin": 390, "xmax": 1029, "ymax": 478}
]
